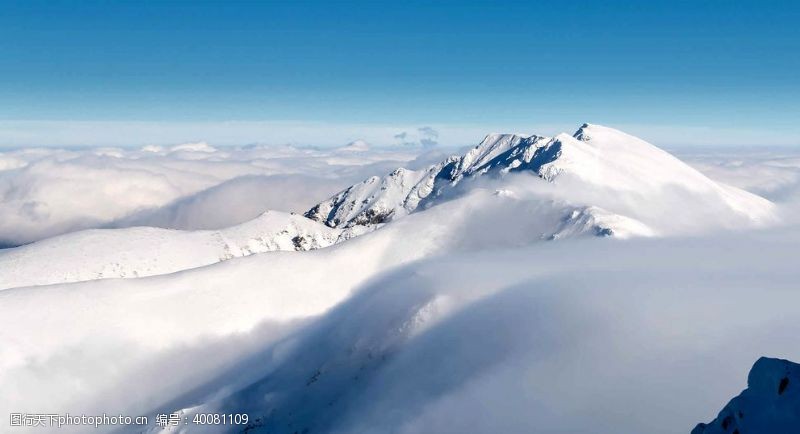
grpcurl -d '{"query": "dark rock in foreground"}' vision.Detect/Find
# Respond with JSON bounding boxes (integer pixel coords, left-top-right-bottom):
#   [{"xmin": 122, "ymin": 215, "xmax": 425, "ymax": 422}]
[{"xmin": 692, "ymin": 357, "xmax": 800, "ymax": 434}]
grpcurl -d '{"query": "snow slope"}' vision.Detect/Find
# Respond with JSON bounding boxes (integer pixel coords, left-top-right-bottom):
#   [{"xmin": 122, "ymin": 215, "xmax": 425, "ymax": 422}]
[
  {"xmin": 305, "ymin": 124, "xmax": 775, "ymax": 237},
  {"xmin": 0, "ymin": 210, "xmax": 339, "ymax": 289},
  {"xmin": 0, "ymin": 194, "xmax": 474, "ymax": 430},
  {"xmin": 564, "ymin": 124, "xmax": 774, "ymax": 221},
  {"xmin": 692, "ymin": 357, "xmax": 800, "ymax": 434}
]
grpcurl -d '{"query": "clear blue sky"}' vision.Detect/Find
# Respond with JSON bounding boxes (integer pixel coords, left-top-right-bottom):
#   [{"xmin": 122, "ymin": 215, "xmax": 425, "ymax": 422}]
[{"xmin": 1, "ymin": 0, "xmax": 798, "ymax": 147}]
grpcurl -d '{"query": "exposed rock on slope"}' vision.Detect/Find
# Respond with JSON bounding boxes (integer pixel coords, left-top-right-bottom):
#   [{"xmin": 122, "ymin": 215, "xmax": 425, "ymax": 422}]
[{"xmin": 692, "ymin": 357, "xmax": 800, "ymax": 434}]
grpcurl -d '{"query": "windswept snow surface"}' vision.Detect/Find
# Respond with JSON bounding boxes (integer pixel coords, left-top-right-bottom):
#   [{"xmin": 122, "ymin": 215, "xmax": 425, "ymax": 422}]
[
  {"xmin": 0, "ymin": 211, "xmax": 340, "ymax": 289},
  {"xmin": 0, "ymin": 123, "xmax": 795, "ymax": 434}
]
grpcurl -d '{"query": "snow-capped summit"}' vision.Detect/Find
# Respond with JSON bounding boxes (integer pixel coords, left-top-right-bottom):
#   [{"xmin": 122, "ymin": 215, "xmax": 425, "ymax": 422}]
[
  {"xmin": 169, "ymin": 141, "xmax": 217, "ymax": 153},
  {"xmin": 337, "ymin": 139, "xmax": 371, "ymax": 152},
  {"xmin": 455, "ymin": 133, "xmax": 538, "ymax": 175},
  {"xmin": 305, "ymin": 123, "xmax": 775, "ymax": 236},
  {"xmin": 546, "ymin": 124, "xmax": 761, "ymax": 199}
]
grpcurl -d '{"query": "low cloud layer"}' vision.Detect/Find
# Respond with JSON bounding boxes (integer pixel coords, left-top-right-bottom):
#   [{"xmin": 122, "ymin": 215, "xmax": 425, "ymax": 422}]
[
  {"xmin": 3, "ymin": 142, "xmax": 800, "ymax": 248},
  {"xmin": 680, "ymin": 148, "xmax": 800, "ymax": 221},
  {"xmin": 0, "ymin": 142, "xmax": 423, "ymax": 246},
  {"xmin": 681, "ymin": 148, "xmax": 800, "ymax": 202},
  {"xmin": 5, "ymin": 223, "xmax": 800, "ymax": 433}
]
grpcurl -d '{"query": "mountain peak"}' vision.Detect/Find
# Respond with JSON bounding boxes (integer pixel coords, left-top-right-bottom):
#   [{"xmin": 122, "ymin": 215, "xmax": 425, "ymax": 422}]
[
  {"xmin": 338, "ymin": 139, "xmax": 371, "ymax": 152},
  {"xmin": 479, "ymin": 132, "xmax": 527, "ymax": 146},
  {"xmin": 305, "ymin": 124, "xmax": 775, "ymax": 233},
  {"xmin": 572, "ymin": 122, "xmax": 621, "ymax": 142}
]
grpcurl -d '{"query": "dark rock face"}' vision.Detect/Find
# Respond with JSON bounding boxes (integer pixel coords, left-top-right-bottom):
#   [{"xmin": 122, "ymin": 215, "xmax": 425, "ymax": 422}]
[{"xmin": 691, "ymin": 357, "xmax": 800, "ymax": 434}]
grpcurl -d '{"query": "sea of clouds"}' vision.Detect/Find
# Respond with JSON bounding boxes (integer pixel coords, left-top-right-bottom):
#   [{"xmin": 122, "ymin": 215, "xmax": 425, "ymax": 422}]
[
  {"xmin": 0, "ymin": 142, "xmax": 452, "ymax": 247},
  {"xmin": 3, "ymin": 141, "xmax": 800, "ymax": 248},
  {"xmin": 2, "ymin": 141, "xmax": 800, "ymax": 433},
  {"xmin": 677, "ymin": 147, "xmax": 800, "ymax": 217}
]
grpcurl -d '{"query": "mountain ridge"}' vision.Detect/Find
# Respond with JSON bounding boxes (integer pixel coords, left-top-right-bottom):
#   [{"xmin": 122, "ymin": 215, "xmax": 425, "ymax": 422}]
[
  {"xmin": 0, "ymin": 210, "xmax": 340, "ymax": 289},
  {"xmin": 0, "ymin": 123, "xmax": 777, "ymax": 290},
  {"xmin": 305, "ymin": 123, "xmax": 775, "ymax": 233}
]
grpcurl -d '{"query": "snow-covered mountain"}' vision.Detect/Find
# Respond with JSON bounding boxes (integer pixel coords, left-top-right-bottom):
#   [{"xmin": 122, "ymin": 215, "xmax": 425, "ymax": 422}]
[
  {"xmin": 692, "ymin": 357, "xmax": 800, "ymax": 434},
  {"xmin": 0, "ymin": 124, "xmax": 796, "ymax": 434},
  {"xmin": 0, "ymin": 210, "xmax": 339, "ymax": 289},
  {"xmin": 305, "ymin": 123, "xmax": 775, "ymax": 237},
  {"xmin": 1, "ymin": 123, "xmax": 777, "ymax": 290},
  {"xmin": 337, "ymin": 139, "xmax": 371, "ymax": 152}
]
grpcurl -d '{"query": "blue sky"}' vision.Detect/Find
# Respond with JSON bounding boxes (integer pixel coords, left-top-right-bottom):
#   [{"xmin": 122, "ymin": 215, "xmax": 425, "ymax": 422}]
[{"xmin": 1, "ymin": 0, "xmax": 798, "ymax": 147}]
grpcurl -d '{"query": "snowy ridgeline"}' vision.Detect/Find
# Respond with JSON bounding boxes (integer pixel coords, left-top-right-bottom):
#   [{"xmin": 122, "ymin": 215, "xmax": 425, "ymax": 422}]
[
  {"xmin": 304, "ymin": 123, "xmax": 774, "ymax": 233},
  {"xmin": 0, "ymin": 123, "xmax": 778, "ymax": 289},
  {"xmin": 693, "ymin": 357, "xmax": 800, "ymax": 434},
  {"xmin": 0, "ymin": 211, "xmax": 340, "ymax": 289}
]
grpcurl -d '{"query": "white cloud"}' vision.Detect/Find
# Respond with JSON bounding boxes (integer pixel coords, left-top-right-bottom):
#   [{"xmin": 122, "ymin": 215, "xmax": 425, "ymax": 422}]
[
  {"xmin": 680, "ymin": 148, "xmax": 800, "ymax": 203},
  {"xmin": 1, "ymin": 141, "xmax": 800, "ymax": 433},
  {"xmin": 0, "ymin": 143, "xmax": 423, "ymax": 246},
  {"xmin": 3, "ymin": 135, "xmax": 798, "ymax": 248},
  {"xmin": 4, "ymin": 221, "xmax": 800, "ymax": 433}
]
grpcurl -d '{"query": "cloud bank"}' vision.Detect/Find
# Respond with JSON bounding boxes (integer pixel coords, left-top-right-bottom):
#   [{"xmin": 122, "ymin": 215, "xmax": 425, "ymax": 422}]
[
  {"xmin": 3, "ymin": 141, "xmax": 800, "ymax": 248},
  {"xmin": 0, "ymin": 142, "xmax": 423, "ymax": 246}
]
